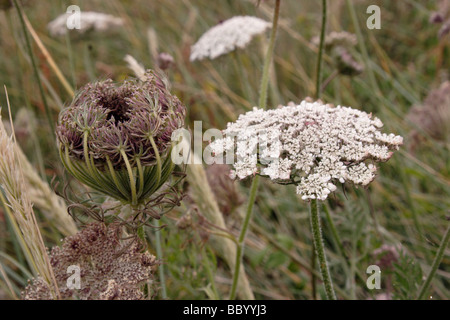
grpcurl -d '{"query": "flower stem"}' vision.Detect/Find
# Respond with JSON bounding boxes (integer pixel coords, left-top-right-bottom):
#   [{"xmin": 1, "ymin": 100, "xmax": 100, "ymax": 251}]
[
  {"xmin": 417, "ymin": 224, "xmax": 450, "ymax": 300},
  {"xmin": 229, "ymin": 174, "xmax": 260, "ymax": 300},
  {"xmin": 315, "ymin": 0, "xmax": 327, "ymax": 100},
  {"xmin": 309, "ymin": 199, "xmax": 336, "ymax": 300},
  {"xmin": 258, "ymin": 0, "xmax": 281, "ymax": 110}
]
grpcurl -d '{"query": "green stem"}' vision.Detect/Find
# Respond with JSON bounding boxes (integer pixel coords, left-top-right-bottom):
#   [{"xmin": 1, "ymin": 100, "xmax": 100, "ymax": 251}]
[
  {"xmin": 309, "ymin": 0, "xmax": 328, "ymax": 299},
  {"xmin": 228, "ymin": 0, "xmax": 281, "ymax": 300},
  {"xmin": 309, "ymin": 199, "xmax": 336, "ymax": 300},
  {"xmin": 229, "ymin": 175, "xmax": 260, "ymax": 300},
  {"xmin": 251, "ymin": 222, "xmax": 352, "ymax": 299},
  {"xmin": 315, "ymin": 0, "xmax": 327, "ymax": 99},
  {"xmin": 417, "ymin": 224, "xmax": 450, "ymax": 300},
  {"xmin": 12, "ymin": 0, "xmax": 55, "ymax": 139},
  {"xmin": 154, "ymin": 220, "xmax": 167, "ymax": 299},
  {"xmin": 311, "ymin": 246, "xmax": 317, "ymax": 299},
  {"xmin": 258, "ymin": 0, "xmax": 281, "ymax": 110}
]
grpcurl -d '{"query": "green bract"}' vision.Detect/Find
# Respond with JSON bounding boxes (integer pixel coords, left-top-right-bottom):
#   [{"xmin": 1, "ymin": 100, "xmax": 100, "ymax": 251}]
[{"xmin": 56, "ymin": 70, "xmax": 185, "ymax": 206}]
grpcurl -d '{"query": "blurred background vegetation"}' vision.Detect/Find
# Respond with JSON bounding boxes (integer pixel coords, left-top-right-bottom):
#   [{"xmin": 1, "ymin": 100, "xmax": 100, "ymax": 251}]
[{"xmin": 0, "ymin": 0, "xmax": 448, "ymax": 299}]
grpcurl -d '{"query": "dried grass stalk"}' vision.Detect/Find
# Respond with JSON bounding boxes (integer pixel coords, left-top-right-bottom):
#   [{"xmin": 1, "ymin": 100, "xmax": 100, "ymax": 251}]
[
  {"xmin": 0, "ymin": 114, "xmax": 60, "ymax": 299},
  {"xmin": 15, "ymin": 146, "xmax": 77, "ymax": 236}
]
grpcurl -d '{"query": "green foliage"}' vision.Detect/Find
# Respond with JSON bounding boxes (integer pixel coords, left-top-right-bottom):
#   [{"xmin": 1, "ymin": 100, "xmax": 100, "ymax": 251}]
[{"xmin": 392, "ymin": 251, "xmax": 423, "ymax": 300}]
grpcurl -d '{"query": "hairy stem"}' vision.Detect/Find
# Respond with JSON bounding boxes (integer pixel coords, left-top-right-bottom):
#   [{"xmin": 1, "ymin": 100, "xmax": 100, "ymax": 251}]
[
  {"xmin": 310, "ymin": 199, "xmax": 336, "ymax": 300},
  {"xmin": 310, "ymin": 0, "xmax": 328, "ymax": 298}
]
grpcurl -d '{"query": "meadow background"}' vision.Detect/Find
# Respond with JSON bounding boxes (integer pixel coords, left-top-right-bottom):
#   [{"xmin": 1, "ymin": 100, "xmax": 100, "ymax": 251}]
[{"xmin": 0, "ymin": 0, "xmax": 448, "ymax": 300}]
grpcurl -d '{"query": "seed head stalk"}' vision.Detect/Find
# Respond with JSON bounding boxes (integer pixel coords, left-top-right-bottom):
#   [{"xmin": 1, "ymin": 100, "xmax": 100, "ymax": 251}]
[
  {"xmin": 229, "ymin": 0, "xmax": 281, "ymax": 300},
  {"xmin": 310, "ymin": 199, "xmax": 336, "ymax": 300}
]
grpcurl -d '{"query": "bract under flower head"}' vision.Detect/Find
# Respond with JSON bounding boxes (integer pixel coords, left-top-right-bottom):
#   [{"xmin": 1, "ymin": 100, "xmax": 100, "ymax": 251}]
[
  {"xmin": 57, "ymin": 70, "xmax": 186, "ymax": 205},
  {"xmin": 190, "ymin": 15, "xmax": 271, "ymax": 61},
  {"xmin": 210, "ymin": 100, "xmax": 403, "ymax": 201}
]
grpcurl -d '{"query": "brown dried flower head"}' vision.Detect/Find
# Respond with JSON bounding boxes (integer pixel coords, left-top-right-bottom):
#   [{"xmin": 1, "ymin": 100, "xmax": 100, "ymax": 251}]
[{"xmin": 22, "ymin": 222, "xmax": 158, "ymax": 300}]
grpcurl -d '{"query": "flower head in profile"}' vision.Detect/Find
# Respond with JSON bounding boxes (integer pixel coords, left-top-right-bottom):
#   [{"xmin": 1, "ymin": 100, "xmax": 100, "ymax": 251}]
[
  {"xmin": 210, "ymin": 100, "xmax": 403, "ymax": 201},
  {"xmin": 190, "ymin": 16, "xmax": 271, "ymax": 61},
  {"xmin": 48, "ymin": 11, "xmax": 124, "ymax": 37},
  {"xmin": 56, "ymin": 70, "xmax": 186, "ymax": 205}
]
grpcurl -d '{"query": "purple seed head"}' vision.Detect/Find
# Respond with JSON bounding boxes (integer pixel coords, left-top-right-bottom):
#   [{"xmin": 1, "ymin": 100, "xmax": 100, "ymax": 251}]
[{"xmin": 56, "ymin": 70, "xmax": 186, "ymax": 169}]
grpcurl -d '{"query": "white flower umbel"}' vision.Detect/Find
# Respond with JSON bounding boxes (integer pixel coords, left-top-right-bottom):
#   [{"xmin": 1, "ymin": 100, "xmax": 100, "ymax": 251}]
[
  {"xmin": 190, "ymin": 16, "xmax": 271, "ymax": 61},
  {"xmin": 210, "ymin": 100, "xmax": 403, "ymax": 201},
  {"xmin": 48, "ymin": 11, "xmax": 124, "ymax": 37}
]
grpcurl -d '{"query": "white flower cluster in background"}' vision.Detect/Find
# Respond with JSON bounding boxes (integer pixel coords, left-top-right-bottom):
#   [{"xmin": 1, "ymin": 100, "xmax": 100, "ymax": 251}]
[
  {"xmin": 190, "ymin": 16, "xmax": 271, "ymax": 61},
  {"xmin": 48, "ymin": 11, "xmax": 124, "ymax": 37},
  {"xmin": 210, "ymin": 100, "xmax": 403, "ymax": 201}
]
